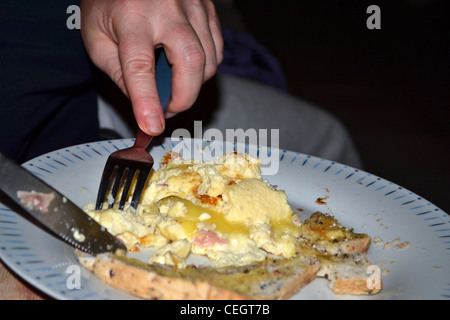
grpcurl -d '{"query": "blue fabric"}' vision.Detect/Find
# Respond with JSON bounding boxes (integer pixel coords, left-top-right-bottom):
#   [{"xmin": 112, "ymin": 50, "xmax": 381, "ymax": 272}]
[
  {"xmin": 0, "ymin": 0, "xmax": 100, "ymax": 163},
  {"xmin": 218, "ymin": 27, "xmax": 289, "ymax": 93}
]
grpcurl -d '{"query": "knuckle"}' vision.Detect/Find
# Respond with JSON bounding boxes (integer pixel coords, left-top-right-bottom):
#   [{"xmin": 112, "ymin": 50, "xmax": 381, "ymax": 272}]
[
  {"xmin": 179, "ymin": 43, "xmax": 206, "ymax": 72},
  {"xmin": 123, "ymin": 55, "xmax": 155, "ymax": 76}
]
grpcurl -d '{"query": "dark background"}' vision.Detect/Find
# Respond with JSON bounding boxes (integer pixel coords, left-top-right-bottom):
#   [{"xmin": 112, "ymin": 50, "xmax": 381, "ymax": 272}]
[{"xmin": 218, "ymin": 0, "xmax": 449, "ymax": 212}]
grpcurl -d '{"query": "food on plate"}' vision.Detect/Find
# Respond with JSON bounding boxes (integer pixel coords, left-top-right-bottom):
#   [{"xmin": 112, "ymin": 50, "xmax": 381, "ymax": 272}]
[
  {"xmin": 85, "ymin": 152, "xmax": 300, "ymax": 268},
  {"xmin": 17, "ymin": 190, "xmax": 55, "ymax": 213},
  {"xmin": 299, "ymin": 212, "xmax": 372, "ymax": 255},
  {"xmin": 81, "ymin": 151, "xmax": 381, "ymax": 299},
  {"xmin": 299, "ymin": 213, "xmax": 381, "ymax": 295},
  {"xmin": 77, "ymin": 248, "xmax": 321, "ymax": 300}
]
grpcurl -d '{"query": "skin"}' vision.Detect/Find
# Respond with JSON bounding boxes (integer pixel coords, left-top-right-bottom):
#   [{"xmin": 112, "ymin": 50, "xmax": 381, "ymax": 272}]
[{"xmin": 80, "ymin": 0, "xmax": 224, "ymax": 136}]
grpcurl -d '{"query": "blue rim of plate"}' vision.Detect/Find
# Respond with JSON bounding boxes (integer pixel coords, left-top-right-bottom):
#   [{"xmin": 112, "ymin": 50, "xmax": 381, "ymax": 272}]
[{"xmin": 0, "ymin": 137, "xmax": 449, "ymax": 299}]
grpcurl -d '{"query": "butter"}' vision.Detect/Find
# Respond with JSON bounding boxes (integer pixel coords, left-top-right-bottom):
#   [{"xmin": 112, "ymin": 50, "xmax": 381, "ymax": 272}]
[
  {"xmin": 324, "ymin": 230, "xmax": 347, "ymax": 241},
  {"xmin": 300, "ymin": 211, "xmax": 355, "ymax": 245}
]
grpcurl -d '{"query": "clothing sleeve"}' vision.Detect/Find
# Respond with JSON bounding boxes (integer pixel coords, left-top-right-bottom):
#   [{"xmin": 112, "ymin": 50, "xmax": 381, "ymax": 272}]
[{"xmin": 0, "ymin": 0, "xmax": 100, "ymax": 163}]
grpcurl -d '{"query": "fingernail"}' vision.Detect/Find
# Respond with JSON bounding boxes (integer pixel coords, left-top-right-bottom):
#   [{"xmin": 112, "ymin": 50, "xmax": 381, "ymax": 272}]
[
  {"xmin": 165, "ymin": 112, "xmax": 178, "ymax": 119},
  {"xmin": 146, "ymin": 114, "xmax": 164, "ymax": 134}
]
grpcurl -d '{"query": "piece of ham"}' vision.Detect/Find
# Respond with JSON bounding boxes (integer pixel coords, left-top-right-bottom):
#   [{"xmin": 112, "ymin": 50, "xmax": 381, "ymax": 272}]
[
  {"xmin": 17, "ymin": 190, "xmax": 55, "ymax": 213},
  {"xmin": 192, "ymin": 229, "xmax": 228, "ymax": 247}
]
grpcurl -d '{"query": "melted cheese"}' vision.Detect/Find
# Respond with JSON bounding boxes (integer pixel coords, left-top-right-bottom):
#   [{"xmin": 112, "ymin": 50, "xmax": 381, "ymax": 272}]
[
  {"xmin": 155, "ymin": 196, "xmax": 250, "ymax": 240},
  {"xmin": 85, "ymin": 152, "xmax": 302, "ymax": 268}
]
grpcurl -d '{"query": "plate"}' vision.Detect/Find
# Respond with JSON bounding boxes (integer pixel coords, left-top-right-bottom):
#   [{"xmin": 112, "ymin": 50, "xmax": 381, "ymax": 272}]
[{"xmin": 0, "ymin": 137, "xmax": 449, "ymax": 300}]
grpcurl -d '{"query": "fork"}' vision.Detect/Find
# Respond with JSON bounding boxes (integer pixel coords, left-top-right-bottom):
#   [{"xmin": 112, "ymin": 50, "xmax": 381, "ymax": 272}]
[{"xmin": 95, "ymin": 49, "xmax": 172, "ymax": 211}]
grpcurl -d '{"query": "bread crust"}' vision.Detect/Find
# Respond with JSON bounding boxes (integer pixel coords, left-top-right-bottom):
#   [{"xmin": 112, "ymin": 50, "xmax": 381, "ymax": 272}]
[
  {"xmin": 299, "ymin": 212, "xmax": 372, "ymax": 254},
  {"xmin": 297, "ymin": 212, "xmax": 381, "ymax": 295},
  {"xmin": 77, "ymin": 212, "xmax": 381, "ymax": 299},
  {"xmin": 78, "ymin": 250, "xmax": 321, "ymax": 300},
  {"xmin": 92, "ymin": 253, "xmax": 246, "ymax": 300},
  {"xmin": 315, "ymin": 251, "xmax": 382, "ymax": 295}
]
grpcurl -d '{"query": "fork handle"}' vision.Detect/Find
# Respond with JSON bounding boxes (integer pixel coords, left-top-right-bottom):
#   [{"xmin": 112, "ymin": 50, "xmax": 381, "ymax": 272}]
[
  {"xmin": 134, "ymin": 128, "xmax": 153, "ymax": 150},
  {"xmin": 155, "ymin": 48, "xmax": 172, "ymax": 111}
]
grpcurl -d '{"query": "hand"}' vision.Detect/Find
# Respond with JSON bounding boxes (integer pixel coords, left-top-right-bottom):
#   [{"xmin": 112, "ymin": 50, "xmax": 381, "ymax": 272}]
[{"xmin": 81, "ymin": 0, "xmax": 223, "ymax": 135}]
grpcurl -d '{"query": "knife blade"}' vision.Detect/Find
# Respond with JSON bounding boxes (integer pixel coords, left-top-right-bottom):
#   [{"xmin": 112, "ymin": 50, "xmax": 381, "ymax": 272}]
[{"xmin": 0, "ymin": 152, "xmax": 126, "ymax": 255}]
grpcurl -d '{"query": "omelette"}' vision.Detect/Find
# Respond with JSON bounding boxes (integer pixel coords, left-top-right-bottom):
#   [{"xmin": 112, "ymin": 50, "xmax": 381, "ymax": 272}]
[{"xmin": 85, "ymin": 152, "xmax": 302, "ymax": 268}]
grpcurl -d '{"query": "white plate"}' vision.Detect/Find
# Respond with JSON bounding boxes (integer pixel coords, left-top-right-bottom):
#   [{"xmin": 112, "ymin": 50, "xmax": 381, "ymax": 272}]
[{"xmin": 0, "ymin": 137, "xmax": 449, "ymax": 300}]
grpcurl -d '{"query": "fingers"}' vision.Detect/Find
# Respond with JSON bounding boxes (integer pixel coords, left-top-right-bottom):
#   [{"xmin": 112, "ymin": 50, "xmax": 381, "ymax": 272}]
[
  {"xmin": 162, "ymin": 25, "xmax": 206, "ymax": 115},
  {"xmin": 181, "ymin": 0, "xmax": 222, "ymax": 81},
  {"xmin": 117, "ymin": 26, "xmax": 166, "ymax": 136},
  {"xmin": 161, "ymin": 0, "xmax": 224, "ymax": 114},
  {"xmin": 81, "ymin": 0, "xmax": 224, "ymax": 135},
  {"xmin": 204, "ymin": 0, "xmax": 225, "ymax": 70}
]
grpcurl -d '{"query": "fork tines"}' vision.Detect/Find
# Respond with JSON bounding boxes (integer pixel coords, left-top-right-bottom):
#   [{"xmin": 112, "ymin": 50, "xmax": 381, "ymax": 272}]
[
  {"xmin": 95, "ymin": 159, "xmax": 151, "ymax": 211},
  {"xmin": 94, "ymin": 49, "xmax": 169, "ymax": 213}
]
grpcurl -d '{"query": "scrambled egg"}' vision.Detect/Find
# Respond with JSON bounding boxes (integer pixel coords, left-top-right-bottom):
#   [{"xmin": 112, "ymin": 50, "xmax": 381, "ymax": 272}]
[{"xmin": 85, "ymin": 152, "xmax": 302, "ymax": 268}]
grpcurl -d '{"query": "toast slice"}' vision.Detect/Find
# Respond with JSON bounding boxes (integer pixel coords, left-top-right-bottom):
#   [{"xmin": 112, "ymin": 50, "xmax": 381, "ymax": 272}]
[
  {"xmin": 77, "ymin": 212, "xmax": 381, "ymax": 299},
  {"xmin": 318, "ymin": 252, "xmax": 382, "ymax": 295},
  {"xmin": 77, "ymin": 250, "xmax": 320, "ymax": 300},
  {"xmin": 299, "ymin": 212, "xmax": 372, "ymax": 254},
  {"xmin": 298, "ymin": 212, "xmax": 381, "ymax": 295}
]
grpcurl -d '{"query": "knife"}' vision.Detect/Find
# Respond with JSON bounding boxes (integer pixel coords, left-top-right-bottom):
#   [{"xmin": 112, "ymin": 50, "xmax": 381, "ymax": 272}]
[{"xmin": 0, "ymin": 152, "xmax": 127, "ymax": 255}]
